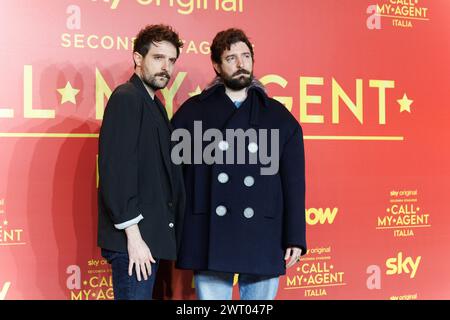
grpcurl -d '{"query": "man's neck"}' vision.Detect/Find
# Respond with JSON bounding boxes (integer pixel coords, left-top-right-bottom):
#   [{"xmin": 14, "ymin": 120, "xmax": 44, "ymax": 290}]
[
  {"xmin": 135, "ymin": 71, "xmax": 155, "ymax": 99},
  {"xmin": 225, "ymin": 86, "xmax": 247, "ymax": 102}
]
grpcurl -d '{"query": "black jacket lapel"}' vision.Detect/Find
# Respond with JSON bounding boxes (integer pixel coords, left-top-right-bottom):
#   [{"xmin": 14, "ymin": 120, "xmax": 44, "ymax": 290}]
[{"xmin": 129, "ymin": 74, "xmax": 175, "ymax": 194}]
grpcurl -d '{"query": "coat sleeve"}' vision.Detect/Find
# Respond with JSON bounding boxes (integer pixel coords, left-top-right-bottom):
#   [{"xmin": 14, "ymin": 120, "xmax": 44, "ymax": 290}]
[
  {"xmin": 98, "ymin": 88, "xmax": 143, "ymax": 226},
  {"xmin": 279, "ymin": 123, "xmax": 307, "ymax": 254}
]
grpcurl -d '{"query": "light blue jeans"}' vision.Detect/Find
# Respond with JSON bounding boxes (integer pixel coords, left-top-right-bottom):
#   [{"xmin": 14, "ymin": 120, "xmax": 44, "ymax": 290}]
[{"xmin": 194, "ymin": 270, "xmax": 279, "ymax": 300}]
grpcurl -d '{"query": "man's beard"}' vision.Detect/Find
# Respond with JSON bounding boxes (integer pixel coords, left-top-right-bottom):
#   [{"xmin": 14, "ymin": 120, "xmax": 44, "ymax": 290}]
[
  {"xmin": 142, "ymin": 71, "xmax": 171, "ymax": 91},
  {"xmin": 222, "ymin": 69, "xmax": 253, "ymax": 90}
]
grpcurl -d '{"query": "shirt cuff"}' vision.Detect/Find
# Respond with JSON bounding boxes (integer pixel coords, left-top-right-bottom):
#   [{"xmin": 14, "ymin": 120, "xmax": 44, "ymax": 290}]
[{"xmin": 114, "ymin": 214, "xmax": 144, "ymax": 230}]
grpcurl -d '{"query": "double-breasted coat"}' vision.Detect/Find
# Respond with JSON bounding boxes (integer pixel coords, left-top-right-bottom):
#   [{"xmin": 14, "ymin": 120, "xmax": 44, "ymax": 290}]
[{"xmin": 171, "ymin": 78, "xmax": 306, "ymax": 276}]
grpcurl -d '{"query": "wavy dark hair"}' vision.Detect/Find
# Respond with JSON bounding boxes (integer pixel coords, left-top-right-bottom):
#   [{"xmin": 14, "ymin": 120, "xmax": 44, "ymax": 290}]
[
  {"xmin": 210, "ymin": 28, "xmax": 254, "ymax": 66},
  {"xmin": 133, "ymin": 24, "xmax": 183, "ymax": 68}
]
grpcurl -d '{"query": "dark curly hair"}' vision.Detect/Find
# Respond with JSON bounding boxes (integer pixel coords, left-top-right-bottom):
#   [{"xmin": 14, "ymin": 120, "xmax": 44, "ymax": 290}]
[
  {"xmin": 133, "ymin": 24, "xmax": 183, "ymax": 68},
  {"xmin": 210, "ymin": 28, "xmax": 254, "ymax": 65}
]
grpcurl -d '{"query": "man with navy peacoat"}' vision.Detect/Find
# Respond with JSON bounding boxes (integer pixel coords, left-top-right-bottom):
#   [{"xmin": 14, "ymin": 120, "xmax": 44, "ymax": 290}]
[
  {"xmin": 172, "ymin": 28, "xmax": 306, "ymax": 300},
  {"xmin": 172, "ymin": 77, "xmax": 306, "ymax": 277}
]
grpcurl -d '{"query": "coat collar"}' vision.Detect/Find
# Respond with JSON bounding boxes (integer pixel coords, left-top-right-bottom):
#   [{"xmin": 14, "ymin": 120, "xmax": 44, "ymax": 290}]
[
  {"xmin": 199, "ymin": 76, "xmax": 268, "ymax": 126},
  {"xmin": 129, "ymin": 73, "xmax": 171, "ymax": 124},
  {"xmin": 130, "ymin": 73, "xmax": 154, "ymax": 105},
  {"xmin": 199, "ymin": 76, "xmax": 269, "ymax": 108}
]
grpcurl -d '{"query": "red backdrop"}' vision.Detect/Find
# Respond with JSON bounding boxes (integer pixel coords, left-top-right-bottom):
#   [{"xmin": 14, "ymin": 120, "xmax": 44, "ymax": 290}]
[{"xmin": 0, "ymin": 0, "xmax": 449, "ymax": 300}]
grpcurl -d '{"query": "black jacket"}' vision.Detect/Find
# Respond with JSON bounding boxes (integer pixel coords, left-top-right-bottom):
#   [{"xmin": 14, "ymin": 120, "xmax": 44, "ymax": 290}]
[
  {"xmin": 97, "ymin": 74, "xmax": 185, "ymax": 260},
  {"xmin": 172, "ymin": 78, "xmax": 306, "ymax": 276}
]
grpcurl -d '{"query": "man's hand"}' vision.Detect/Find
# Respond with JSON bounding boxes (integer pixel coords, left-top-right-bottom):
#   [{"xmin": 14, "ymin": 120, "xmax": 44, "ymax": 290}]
[
  {"xmin": 285, "ymin": 247, "xmax": 302, "ymax": 269},
  {"xmin": 125, "ymin": 224, "xmax": 156, "ymax": 281}
]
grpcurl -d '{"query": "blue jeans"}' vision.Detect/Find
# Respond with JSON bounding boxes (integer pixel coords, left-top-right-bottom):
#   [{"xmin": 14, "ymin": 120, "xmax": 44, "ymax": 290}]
[
  {"xmin": 194, "ymin": 270, "xmax": 279, "ymax": 300},
  {"xmin": 101, "ymin": 248, "xmax": 159, "ymax": 300}
]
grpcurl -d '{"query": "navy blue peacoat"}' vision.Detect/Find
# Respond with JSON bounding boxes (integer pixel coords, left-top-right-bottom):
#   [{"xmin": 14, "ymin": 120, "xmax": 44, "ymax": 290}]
[{"xmin": 171, "ymin": 79, "xmax": 306, "ymax": 276}]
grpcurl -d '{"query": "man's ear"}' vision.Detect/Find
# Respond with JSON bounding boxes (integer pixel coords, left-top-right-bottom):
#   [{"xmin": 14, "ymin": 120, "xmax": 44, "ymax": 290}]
[
  {"xmin": 133, "ymin": 52, "xmax": 143, "ymax": 68},
  {"xmin": 212, "ymin": 62, "xmax": 221, "ymax": 75}
]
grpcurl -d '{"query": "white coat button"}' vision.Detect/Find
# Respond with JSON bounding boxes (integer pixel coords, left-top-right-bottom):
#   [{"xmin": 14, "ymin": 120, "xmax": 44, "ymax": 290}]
[
  {"xmin": 169, "ymin": 223, "xmax": 174, "ymax": 228},
  {"xmin": 218, "ymin": 172, "xmax": 229, "ymax": 184},
  {"xmin": 248, "ymin": 142, "xmax": 258, "ymax": 153},
  {"xmin": 243, "ymin": 207, "xmax": 254, "ymax": 219},
  {"xmin": 244, "ymin": 176, "xmax": 255, "ymax": 187},
  {"xmin": 216, "ymin": 205, "xmax": 227, "ymax": 216},
  {"xmin": 218, "ymin": 141, "xmax": 229, "ymax": 151}
]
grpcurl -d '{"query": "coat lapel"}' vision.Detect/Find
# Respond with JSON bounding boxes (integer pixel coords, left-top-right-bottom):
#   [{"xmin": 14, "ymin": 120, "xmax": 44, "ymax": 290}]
[
  {"xmin": 154, "ymin": 96, "xmax": 174, "ymax": 133},
  {"xmin": 129, "ymin": 74, "xmax": 174, "ymax": 193}
]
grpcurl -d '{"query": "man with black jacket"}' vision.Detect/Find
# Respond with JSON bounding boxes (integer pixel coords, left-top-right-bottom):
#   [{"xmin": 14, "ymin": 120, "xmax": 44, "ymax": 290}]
[{"xmin": 97, "ymin": 24, "xmax": 185, "ymax": 300}]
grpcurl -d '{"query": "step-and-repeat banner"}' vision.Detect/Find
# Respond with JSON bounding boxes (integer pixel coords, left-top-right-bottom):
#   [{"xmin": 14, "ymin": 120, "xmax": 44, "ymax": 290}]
[{"xmin": 0, "ymin": 0, "xmax": 449, "ymax": 300}]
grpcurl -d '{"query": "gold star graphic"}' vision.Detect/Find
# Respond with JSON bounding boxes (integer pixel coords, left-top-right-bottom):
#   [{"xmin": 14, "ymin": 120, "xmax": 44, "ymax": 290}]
[
  {"xmin": 397, "ymin": 93, "xmax": 413, "ymax": 113},
  {"xmin": 189, "ymin": 86, "xmax": 202, "ymax": 97},
  {"xmin": 57, "ymin": 81, "xmax": 80, "ymax": 104}
]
